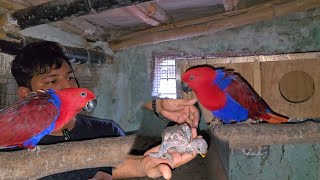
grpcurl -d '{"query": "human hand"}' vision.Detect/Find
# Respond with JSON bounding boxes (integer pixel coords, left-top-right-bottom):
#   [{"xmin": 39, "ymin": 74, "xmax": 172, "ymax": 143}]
[
  {"xmin": 88, "ymin": 171, "xmax": 112, "ymax": 180},
  {"xmin": 139, "ymin": 127, "xmax": 198, "ymax": 180},
  {"xmin": 157, "ymin": 99, "xmax": 200, "ymax": 127}
]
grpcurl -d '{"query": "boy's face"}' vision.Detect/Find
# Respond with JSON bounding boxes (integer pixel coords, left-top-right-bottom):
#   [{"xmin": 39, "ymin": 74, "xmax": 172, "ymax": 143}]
[{"xmin": 31, "ymin": 60, "xmax": 78, "ymax": 92}]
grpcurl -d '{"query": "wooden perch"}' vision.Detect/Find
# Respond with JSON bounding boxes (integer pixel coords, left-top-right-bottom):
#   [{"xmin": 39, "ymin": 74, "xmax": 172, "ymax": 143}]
[
  {"xmin": 0, "ymin": 135, "xmax": 136, "ymax": 179},
  {"xmin": 211, "ymin": 121, "xmax": 320, "ymax": 149},
  {"xmin": 110, "ymin": 0, "xmax": 320, "ymax": 51}
]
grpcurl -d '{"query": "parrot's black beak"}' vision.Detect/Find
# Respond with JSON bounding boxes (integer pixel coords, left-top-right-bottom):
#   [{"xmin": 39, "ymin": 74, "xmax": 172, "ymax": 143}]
[
  {"xmin": 83, "ymin": 99, "xmax": 97, "ymax": 112},
  {"xmin": 181, "ymin": 82, "xmax": 193, "ymax": 93}
]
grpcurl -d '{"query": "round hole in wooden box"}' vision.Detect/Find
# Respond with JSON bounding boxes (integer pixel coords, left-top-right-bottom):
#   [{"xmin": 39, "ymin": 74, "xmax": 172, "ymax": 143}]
[{"xmin": 279, "ymin": 70, "xmax": 314, "ymax": 103}]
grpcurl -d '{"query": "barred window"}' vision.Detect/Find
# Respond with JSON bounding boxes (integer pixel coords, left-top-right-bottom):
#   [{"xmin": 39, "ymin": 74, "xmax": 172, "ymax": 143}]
[{"xmin": 152, "ymin": 58, "xmax": 177, "ymax": 99}]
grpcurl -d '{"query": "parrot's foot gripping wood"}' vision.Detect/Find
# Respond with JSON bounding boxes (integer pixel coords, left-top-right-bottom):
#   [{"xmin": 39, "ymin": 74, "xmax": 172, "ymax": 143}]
[
  {"xmin": 240, "ymin": 118, "xmax": 260, "ymax": 132},
  {"xmin": 208, "ymin": 117, "xmax": 223, "ymax": 129},
  {"xmin": 27, "ymin": 146, "xmax": 41, "ymax": 155},
  {"xmin": 148, "ymin": 123, "xmax": 208, "ymax": 164}
]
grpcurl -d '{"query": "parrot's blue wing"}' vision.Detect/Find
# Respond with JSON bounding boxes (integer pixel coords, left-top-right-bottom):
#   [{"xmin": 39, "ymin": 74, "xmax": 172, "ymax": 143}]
[
  {"xmin": 214, "ymin": 69, "xmax": 235, "ymax": 90},
  {"xmin": 212, "ymin": 94, "xmax": 248, "ymax": 123}
]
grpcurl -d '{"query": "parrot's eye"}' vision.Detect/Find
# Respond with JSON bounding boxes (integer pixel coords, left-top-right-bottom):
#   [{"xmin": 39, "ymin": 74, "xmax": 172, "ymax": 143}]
[
  {"xmin": 81, "ymin": 92, "xmax": 87, "ymax": 97},
  {"xmin": 189, "ymin": 76, "xmax": 195, "ymax": 80}
]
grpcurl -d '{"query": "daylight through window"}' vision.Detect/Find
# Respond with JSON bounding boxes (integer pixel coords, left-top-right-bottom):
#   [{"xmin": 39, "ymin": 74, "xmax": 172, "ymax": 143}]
[{"xmin": 152, "ymin": 58, "xmax": 177, "ymax": 99}]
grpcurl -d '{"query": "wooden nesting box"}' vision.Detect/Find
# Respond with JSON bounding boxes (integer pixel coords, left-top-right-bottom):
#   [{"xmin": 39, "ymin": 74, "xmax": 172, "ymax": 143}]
[
  {"xmin": 177, "ymin": 52, "xmax": 320, "ymax": 123},
  {"xmin": 177, "ymin": 52, "xmax": 320, "ymax": 179}
]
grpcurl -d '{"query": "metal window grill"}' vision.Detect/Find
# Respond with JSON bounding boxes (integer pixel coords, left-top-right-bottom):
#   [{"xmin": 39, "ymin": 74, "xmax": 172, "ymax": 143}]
[
  {"xmin": 73, "ymin": 63, "xmax": 104, "ymax": 90},
  {"xmin": 0, "ymin": 53, "xmax": 17, "ymax": 109},
  {"xmin": 152, "ymin": 58, "xmax": 177, "ymax": 99},
  {"xmin": 0, "ymin": 52, "xmax": 104, "ymax": 109}
]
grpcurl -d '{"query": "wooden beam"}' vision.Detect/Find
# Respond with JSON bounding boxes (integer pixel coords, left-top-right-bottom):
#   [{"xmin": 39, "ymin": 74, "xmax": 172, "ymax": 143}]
[
  {"xmin": 222, "ymin": 0, "xmax": 240, "ymax": 11},
  {"xmin": 109, "ymin": 0, "xmax": 320, "ymax": 51},
  {"xmin": 136, "ymin": 2, "xmax": 170, "ymax": 24},
  {"xmin": 51, "ymin": 21, "xmax": 101, "ymax": 42},
  {"xmin": 11, "ymin": 0, "xmax": 154, "ymax": 29},
  {"xmin": 0, "ymin": 0, "xmax": 25, "ymax": 10},
  {"xmin": 0, "ymin": 0, "xmax": 101, "ymax": 42},
  {"xmin": 222, "ymin": 0, "xmax": 235, "ymax": 11},
  {"xmin": 0, "ymin": 135, "xmax": 136, "ymax": 179},
  {"xmin": 125, "ymin": 5, "xmax": 161, "ymax": 26},
  {"xmin": 212, "ymin": 121, "xmax": 320, "ymax": 149},
  {"xmin": 0, "ymin": 35, "xmax": 112, "ymax": 64}
]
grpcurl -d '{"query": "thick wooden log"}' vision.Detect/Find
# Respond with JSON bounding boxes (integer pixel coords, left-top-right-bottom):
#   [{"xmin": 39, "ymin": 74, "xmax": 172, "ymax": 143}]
[
  {"xmin": 0, "ymin": 35, "xmax": 111, "ymax": 64},
  {"xmin": 0, "ymin": 135, "xmax": 136, "ymax": 179},
  {"xmin": 11, "ymin": 0, "xmax": 154, "ymax": 29},
  {"xmin": 110, "ymin": 0, "xmax": 320, "ymax": 51},
  {"xmin": 211, "ymin": 121, "xmax": 320, "ymax": 149}
]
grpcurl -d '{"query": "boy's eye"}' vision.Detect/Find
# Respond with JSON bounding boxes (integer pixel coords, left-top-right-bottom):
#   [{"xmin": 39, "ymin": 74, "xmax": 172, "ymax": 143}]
[
  {"xmin": 45, "ymin": 80, "xmax": 56, "ymax": 84},
  {"xmin": 68, "ymin": 76, "xmax": 76, "ymax": 80}
]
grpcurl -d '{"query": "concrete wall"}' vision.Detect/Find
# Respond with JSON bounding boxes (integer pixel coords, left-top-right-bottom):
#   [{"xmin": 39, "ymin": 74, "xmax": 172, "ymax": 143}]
[{"xmin": 91, "ymin": 7, "xmax": 320, "ymax": 135}]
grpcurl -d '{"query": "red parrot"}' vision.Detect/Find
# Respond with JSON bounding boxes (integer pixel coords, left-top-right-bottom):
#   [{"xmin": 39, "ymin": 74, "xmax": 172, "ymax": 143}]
[
  {"xmin": 181, "ymin": 65, "xmax": 288, "ymax": 124},
  {"xmin": 0, "ymin": 88, "xmax": 97, "ymax": 149}
]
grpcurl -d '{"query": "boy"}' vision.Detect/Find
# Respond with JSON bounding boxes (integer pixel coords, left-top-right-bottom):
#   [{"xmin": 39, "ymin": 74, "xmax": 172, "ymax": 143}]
[{"xmin": 11, "ymin": 41, "xmax": 199, "ymax": 179}]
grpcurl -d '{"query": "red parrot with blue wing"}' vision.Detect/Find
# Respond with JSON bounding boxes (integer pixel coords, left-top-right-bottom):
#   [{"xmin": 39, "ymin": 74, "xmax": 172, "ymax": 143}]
[
  {"xmin": 0, "ymin": 88, "xmax": 96, "ymax": 149},
  {"xmin": 181, "ymin": 65, "xmax": 288, "ymax": 124}
]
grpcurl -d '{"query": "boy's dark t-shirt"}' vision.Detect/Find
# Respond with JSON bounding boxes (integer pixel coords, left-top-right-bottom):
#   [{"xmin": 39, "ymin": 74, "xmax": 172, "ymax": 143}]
[{"xmin": 38, "ymin": 114, "xmax": 125, "ymax": 180}]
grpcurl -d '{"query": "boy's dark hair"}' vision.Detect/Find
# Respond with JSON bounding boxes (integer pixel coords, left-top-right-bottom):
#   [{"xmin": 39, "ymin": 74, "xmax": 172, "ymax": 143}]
[{"xmin": 11, "ymin": 41, "xmax": 73, "ymax": 89}]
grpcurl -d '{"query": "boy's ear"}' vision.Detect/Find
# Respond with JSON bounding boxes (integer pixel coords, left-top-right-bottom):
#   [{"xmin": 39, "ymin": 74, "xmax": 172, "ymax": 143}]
[{"xmin": 17, "ymin": 86, "xmax": 31, "ymax": 99}]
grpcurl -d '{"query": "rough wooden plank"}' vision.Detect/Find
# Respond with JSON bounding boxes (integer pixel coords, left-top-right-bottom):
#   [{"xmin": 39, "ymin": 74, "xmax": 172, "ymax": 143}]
[
  {"xmin": 0, "ymin": 135, "xmax": 136, "ymax": 179},
  {"xmin": 211, "ymin": 121, "xmax": 320, "ymax": 149}
]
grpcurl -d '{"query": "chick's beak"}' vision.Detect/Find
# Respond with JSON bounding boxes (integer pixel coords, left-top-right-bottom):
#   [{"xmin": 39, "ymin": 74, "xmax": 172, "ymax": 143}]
[
  {"xmin": 83, "ymin": 99, "xmax": 97, "ymax": 112},
  {"xmin": 181, "ymin": 82, "xmax": 192, "ymax": 93},
  {"xmin": 200, "ymin": 153, "xmax": 206, "ymax": 158}
]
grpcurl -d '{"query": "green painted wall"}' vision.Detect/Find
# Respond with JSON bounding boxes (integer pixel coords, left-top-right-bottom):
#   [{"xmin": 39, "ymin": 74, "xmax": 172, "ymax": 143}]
[
  {"xmin": 92, "ymin": 7, "xmax": 320, "ymax": 135},
  {"xmin": 230, "ymin": 144, "xmax": 320, "ymax": 180}
]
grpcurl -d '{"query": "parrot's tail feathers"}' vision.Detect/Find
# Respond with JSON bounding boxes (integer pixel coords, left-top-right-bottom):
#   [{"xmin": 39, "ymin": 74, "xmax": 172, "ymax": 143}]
[
  {"xmin": 261, "ymin": 113, "xmax": 289, "ymax": 124},
  {"xmin": 0, "ymin": 144, "xmax": 16, "ymax": 149}
]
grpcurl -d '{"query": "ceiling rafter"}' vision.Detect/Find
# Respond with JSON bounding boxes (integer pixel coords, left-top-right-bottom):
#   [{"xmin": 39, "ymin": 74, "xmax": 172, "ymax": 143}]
[
  {"xmin": 133, "ymin": 2, "xmax": 170, "ymax": 25},
  {"xmin": 222, "ymin": 0, "xmax": 240, "ymax": 11},
  {"xmin": 51, "ymin": 21, "xmax": 100, "ymax": 42},
  {"xmin": 109, "ymin": 0, "xmax": 320, "ymax": 51},
  {"xmin": 125, "ymin": 5, "xmax": 161, "ymax": 26}
]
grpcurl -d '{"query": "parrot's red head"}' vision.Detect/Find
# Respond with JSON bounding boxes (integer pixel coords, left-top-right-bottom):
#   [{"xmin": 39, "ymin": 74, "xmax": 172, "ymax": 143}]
[
  {"xmin": 53, "ymin": 88, "xmax": 97, "ymax": 130},
  {"xmin": 181, "ymin": 65, "xmax": 217, "ymax": 94}
]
